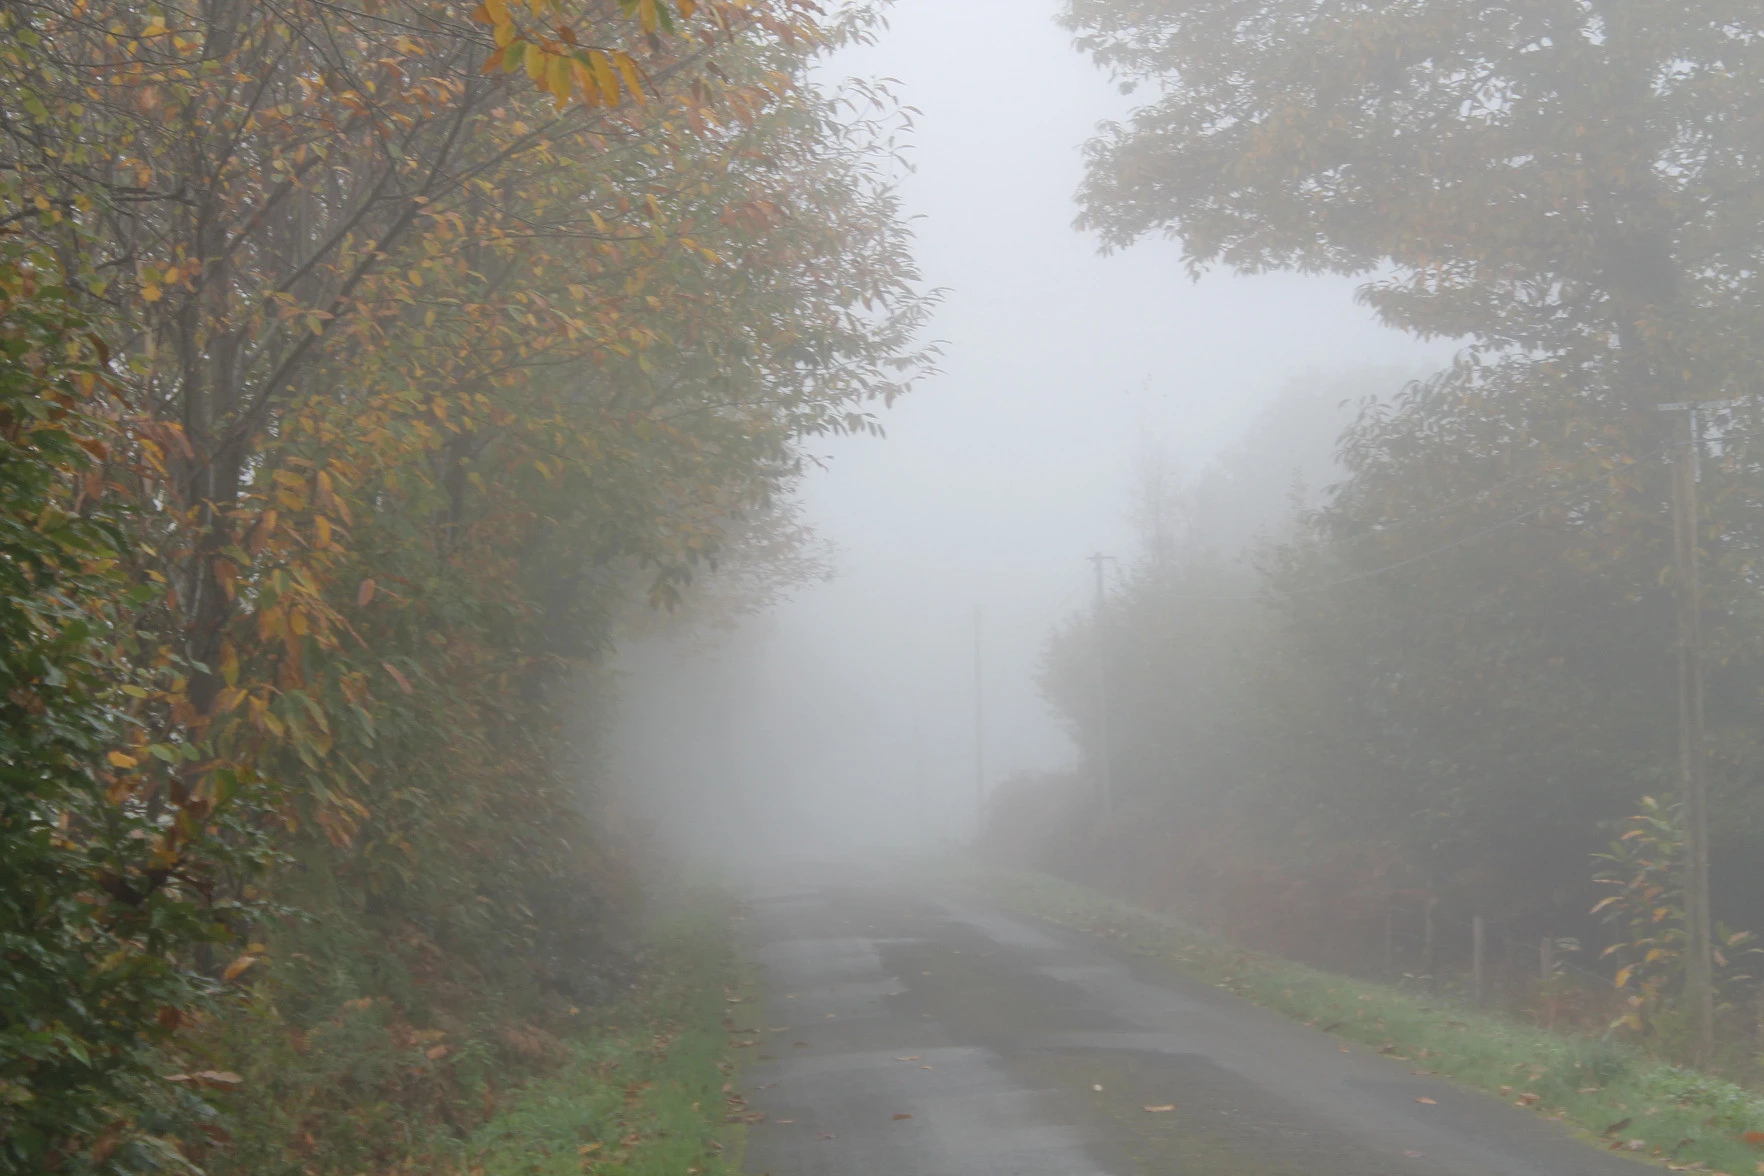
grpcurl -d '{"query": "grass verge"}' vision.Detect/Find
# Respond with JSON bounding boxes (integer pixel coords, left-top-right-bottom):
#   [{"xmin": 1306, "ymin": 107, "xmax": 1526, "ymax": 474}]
[
  {"xmin": 972, "ymin": 868, "xmax": 1764, "ymax": 1175},
  {"xmin": 461, "ymin": 896, "xmax": 749, "ymax": 1176}
]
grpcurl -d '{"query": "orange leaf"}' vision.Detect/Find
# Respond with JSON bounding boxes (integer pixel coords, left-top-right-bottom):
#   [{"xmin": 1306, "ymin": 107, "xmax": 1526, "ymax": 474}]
[{"xmin": 223, "ymin": 954, "xmax": 260, "ymax": 982}]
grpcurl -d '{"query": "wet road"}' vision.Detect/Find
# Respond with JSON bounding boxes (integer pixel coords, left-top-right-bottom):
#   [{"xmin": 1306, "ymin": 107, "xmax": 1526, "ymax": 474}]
[{"xmin": 737, "ymin": 866, "xmax": 1649, "ymax": 1176}]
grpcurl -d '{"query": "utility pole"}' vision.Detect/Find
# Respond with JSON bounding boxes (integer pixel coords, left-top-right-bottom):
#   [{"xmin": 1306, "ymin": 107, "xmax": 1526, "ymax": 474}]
[
  {"xmin": 912, "ymin": 711, "xmax": 926, "ymax": 844},
  {"xmin": 1089, "ymin": 553, "xmax": 1114, "ymax": 818},
  {"xmin": 973, "ymin": 604, "xmax": 985, "ymax": 835},
  {"xmin": 1660, "ymin": 400, "xmax": 1716, "ymax": 1067}
]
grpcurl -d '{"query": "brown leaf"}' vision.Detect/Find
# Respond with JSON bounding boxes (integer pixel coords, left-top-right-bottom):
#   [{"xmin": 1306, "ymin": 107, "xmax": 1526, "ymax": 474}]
[
  {"xmin": 382, "ymin": 661, "xmax": 414, "ymax": 694},
  {"xmin": 1143, "ymin": 1105, "xmax": 1176, "ymax": 1113},
  {"xmin": 1414, "ymin": 1096, "xmax": 1436, "ymax": 1105},
  {"xmin": 1403, "ymin": 1151, "xmax": 1424, "ymax": 1159},
  {"xmin": 792, "ymin": 1041, "xmax": 810, "ymax": 1048},
  {"xmin": 892, "ymin": 1113, "xmax": 913, "ymax": 1120},
  {"xmin": 896, "ymin": 1056, "xmax": 921, "ymax": 1061},
  {"xmin": 1744, "ymin": 1131, "xmax": 1764, "ymax": 1146}
]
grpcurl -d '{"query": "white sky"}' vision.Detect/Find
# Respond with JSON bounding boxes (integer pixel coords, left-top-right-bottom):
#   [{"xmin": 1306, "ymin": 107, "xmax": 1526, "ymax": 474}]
[{"xmin": 610, "ymin": 0, "xmax": 1451, "ymax": 858}]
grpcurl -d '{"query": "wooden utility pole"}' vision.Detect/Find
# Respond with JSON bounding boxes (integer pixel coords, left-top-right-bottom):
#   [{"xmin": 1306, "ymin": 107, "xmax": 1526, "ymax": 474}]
[
  {"xmin": 1089, "ymin": 554, "xmax": 1114, "ymax": 818},
  {"xmin": 1661, "ymin": 401, "xmax": 1715, "ymax": 1066}
]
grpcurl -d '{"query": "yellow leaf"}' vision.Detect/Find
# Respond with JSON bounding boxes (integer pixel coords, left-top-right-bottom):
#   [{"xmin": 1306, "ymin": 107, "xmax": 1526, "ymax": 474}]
[
  {"xmin": 142, "ymin": 283, "xmax": 163, "ymax": 303},
  {"xmin": 107, "ymin": 750, "xmax": 139, "ymax": 769},
  {"xmin": 590, "ymin": 51, "xmax": 619, "ymax": 105},
  {"xmin": 549, "ymin": 52, "xmax": 571, "ymax": 101},
  {"xmin": 484, "ymin": 0, "xmax": 510, "ymax": 24},
  {"xmin": 223, "ymin": 954, "xmax": 260, "ymax": 982},
  {"xmin": 525, "ymin": 45, "xmax": 546, "ymax": 82},
  {"xmin": 616, "ymin": 53, "xmax": 645, "ymax": 104}
]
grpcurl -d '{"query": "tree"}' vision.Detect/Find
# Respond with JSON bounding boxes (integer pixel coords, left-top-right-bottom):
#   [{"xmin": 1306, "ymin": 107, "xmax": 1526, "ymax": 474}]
[
  {"xmin": 1064, "ymin": 0, "xmax": 1764, "ymax": 423},
  {"xmin": 0, "ymin": 0, "xmax": 931, "ymax": 1168}
]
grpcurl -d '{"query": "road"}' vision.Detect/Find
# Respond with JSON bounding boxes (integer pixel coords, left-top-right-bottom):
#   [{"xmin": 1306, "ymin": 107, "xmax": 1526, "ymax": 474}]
[{"xmin": 735, "ymin": 864, "xmax": 1649, "ymax": 1176}]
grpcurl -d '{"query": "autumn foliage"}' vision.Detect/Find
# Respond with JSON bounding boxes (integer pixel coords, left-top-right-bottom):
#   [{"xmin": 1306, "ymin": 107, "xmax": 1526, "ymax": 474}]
[{"xmin": 0, "ymin": 0, "xmax": 928, "ymax": 1170}]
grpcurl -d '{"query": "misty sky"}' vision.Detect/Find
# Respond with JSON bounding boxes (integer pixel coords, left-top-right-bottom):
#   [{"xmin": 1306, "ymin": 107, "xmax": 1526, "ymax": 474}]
[{"xmin": 611, "ymin": 0, "xmax": 1452, "ymax": 858}]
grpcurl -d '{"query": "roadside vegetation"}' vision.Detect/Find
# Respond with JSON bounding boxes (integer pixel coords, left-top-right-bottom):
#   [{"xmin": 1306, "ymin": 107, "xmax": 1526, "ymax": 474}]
[
  {"xmin": 986, "ymin": 0, "xmax": 1764, "ymax": 1085},
  {"xmin": 978, "ymin": 869, "xmax": 1764, "ymax": 1176},
  {"xmin": 0, "ymin": 1, "xmax": 925, "ymax": 1171}
]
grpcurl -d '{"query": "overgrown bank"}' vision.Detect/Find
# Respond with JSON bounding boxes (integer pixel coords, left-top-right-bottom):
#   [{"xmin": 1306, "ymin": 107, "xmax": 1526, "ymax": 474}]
[
  {"xmin": 976, "ymin": 869, "xmax": 1764, "ymax": 1176},
  {"xmin": 0, "ymin": 0, "xmax": 927, "ymax": 1170},
  {"xmin": 198, "ymin": 893, "xmax": 749, "ymax": 1176}
]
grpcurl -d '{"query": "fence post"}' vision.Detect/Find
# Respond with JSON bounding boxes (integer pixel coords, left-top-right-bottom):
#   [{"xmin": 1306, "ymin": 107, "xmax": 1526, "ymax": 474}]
[
  {"xmin": 1424, "ymin": 897, "xmax": 1437, "ymax": 981},
  {"xmin": 1384, "ymin": 909, "xmax": 1394, "ymax": 974},
  {"xmin": 1473, "ymin": 915, "xmax": 1486, "ymax": 1008},
  {"xmin": 1539, "ymin": 937, "xmax": 1553, "ymax": 981}
]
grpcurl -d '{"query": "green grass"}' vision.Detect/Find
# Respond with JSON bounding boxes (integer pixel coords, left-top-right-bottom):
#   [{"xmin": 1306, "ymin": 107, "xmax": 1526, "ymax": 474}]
[
  {"xmin": 973, "ymin": 868, "xmax": 1764, "ymax": 1175},
  {"xmin": 464, "ymin": 898, "xmax": 751, "ymax": 1176}
]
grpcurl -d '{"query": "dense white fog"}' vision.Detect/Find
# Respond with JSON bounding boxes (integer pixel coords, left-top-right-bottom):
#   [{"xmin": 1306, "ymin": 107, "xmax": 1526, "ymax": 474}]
[{"xmin": 609, "ymin": 0, "xmax": 1450, "ymax": 861}]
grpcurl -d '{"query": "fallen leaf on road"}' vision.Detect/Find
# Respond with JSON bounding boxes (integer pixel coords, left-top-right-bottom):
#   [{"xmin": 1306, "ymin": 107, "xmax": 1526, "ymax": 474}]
[
  {"xmin": 1092, "ymin": 1084, "xmax": 1104, "ymax": 1092},
  {"xmin": 1516, "ymin": 1092, "xmax": 1541, "ymax": 1106},
  {"xmin": 816, "ymin": 1133, "xmax": 836, "ymax": 1139},
  {"xmin": 892, "ymin": 1113, "xmax": 913, "ymax": 1121},
  {"xmin": 922, "ymin": 1065, "xmax": 933, "ymax": 1070},
  {"xmin": 776, "ymin": 1119, "xmax": 795, "ymax": 1124},
  {"xmin": 792, "ymin": 1041, "xmax": 810, "ymax": 1048},
  {"xmin": 1404, "ymin": 1151, "xmax": 1424, "ymax": 1159},
  {"xmin": 1410, "ymin": 1070, "xmax": 1434, "ymax": 1076},
  {"xmin": 1339, "ymin": 1047, "xmax": 1351, "ymax": 1053},
  {"xmin": 825, "ymin": 1013, "xmax": 837, "ymax": 1019},
  {"xmin": 1143, "ymin": 1105, "xmax": 1176, "ymax": 1113},
  {"xmin": 1414, "ymin": 1097, "xmax": 1437, "ymax": 1105},
  {"xmin": 769, "ymin": 1027, "xmax": 790, "ymax": 1032},
  {"xmin": 896, "ymin": 1056, "xmax": 921, "ymax": 1061}
]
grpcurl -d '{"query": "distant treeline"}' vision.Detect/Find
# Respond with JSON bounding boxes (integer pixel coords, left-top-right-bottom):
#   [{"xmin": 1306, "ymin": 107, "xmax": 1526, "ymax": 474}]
[
  {"xmin": 0, "ymin": 2, "xmax": 928, "ymax": 1172},
  {"xmin": 992, "ymin": 0, "xmax": 1764, "ymax": 1064}
]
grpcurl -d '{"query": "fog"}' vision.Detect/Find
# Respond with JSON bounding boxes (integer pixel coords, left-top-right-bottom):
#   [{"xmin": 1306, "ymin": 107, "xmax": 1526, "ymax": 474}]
[{"xmin": 609, "ymin": 0, "xmax": 1449, "ymax": 861}]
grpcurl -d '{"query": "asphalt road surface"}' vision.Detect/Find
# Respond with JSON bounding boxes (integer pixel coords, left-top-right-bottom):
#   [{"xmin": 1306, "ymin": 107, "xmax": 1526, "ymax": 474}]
[{"xmin": 736, "ymin": 864, "xmax": 1650, "ymax": 1176}]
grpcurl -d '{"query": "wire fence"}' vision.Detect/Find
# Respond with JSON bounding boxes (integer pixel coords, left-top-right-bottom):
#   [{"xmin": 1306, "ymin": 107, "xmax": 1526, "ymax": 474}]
[{"xmin": 1373, "ymin": 901, "xmax": 1619, "ymax": 1007}]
